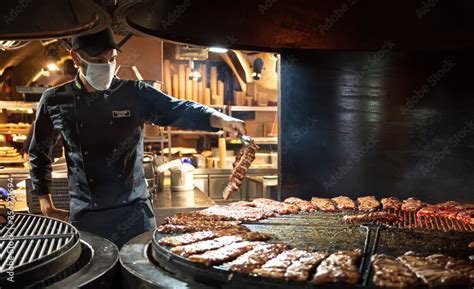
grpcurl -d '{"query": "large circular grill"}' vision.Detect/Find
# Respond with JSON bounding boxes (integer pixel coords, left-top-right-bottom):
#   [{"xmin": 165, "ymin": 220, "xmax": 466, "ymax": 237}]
[
  {"xmin": 121, "ymin": 210, "xmax": 474, "ymax": 289},
  {"xmin": 0, "ymin": 213, "xmax": 81, "ymax": 288}
]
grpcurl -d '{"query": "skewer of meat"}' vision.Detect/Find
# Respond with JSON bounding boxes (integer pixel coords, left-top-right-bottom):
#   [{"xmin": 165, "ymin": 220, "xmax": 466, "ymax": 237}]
[
  {"xmin": 357, "ymin": 196, "xmax": 380, "ymax": 212},
  {"xmin": 371, "ymin": 254, "xmax": 419, "ymax": 288},
  {"xmin": 284, "ymin": 197, "xmax": 319, "ymax": 212},
  {"xmin": 311, "ymin": 197, "xmax": 338, "ymax": 212},
  {"xmin": 312, "ymin": 249, "xmax": 362, "ymax": 285},
  {"xmin": 225, "ymin": 243, "xmax": 288, "ymax": 274},
  {"xmin": 332, "ymin": 196, "xmax": 357, "ymax": 211},
  {"xmin": 223, "ymin": 140, "xmax": 259, "ymax": 200}
]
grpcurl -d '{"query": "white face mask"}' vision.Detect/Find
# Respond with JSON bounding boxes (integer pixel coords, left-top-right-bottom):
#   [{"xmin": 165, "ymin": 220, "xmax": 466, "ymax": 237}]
[{"xmin": 78, "ymin": 54, "xmax": 116, "ymax": 91}]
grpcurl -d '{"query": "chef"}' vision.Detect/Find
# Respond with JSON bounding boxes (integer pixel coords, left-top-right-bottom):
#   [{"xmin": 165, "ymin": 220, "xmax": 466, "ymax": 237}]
[{"xmin": 29, "ymin": 28, "xmax": 246, "ymax": 247}]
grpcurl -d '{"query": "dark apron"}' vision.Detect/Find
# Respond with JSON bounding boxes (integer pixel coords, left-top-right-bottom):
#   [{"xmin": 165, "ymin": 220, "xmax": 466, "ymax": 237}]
[{"xmin": 71, "ymin": 199, "xmax": 156, "ymax": 248}]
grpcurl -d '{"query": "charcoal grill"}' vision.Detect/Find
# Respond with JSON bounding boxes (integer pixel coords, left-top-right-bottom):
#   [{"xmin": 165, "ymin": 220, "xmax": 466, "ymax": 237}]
[
  {"xmin": 0, "ymin": 213, "xmax": 118, "ymax": 288},
  {"xmin": 120, "ymin": 212, "xmax": 474, "ymax": 289}
]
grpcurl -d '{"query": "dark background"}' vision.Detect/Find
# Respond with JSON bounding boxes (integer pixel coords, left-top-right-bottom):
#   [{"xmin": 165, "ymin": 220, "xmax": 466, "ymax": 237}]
[{"xmin": 279, "ymin": 49, "xmax": 474, "ymax": 203}]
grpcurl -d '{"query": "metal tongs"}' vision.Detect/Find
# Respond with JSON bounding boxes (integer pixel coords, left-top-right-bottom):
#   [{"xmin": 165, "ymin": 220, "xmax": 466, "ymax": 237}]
[{"xmin": 240, "ymin": 134, "xmax": 252, "ymax": 147}]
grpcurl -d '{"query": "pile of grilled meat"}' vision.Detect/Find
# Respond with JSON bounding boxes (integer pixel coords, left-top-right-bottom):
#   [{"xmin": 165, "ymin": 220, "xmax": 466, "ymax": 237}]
[{"xmin": 157, "ymin": 197, "xmax": 474, "ymax": 287}]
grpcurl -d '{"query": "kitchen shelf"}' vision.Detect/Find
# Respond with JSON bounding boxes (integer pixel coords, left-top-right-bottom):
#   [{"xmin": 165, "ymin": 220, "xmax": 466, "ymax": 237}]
[
  {"xmin": 16, "ymin": 86, "xmax": 48, "ymax": 94},
  {"xmin": 230, "ymin": 106, "xmax": 277, "ymax": 112},
  {"xmin": 0, "ymin": 101, "xmax": 37, "ymax": 110},
  {"xmin": 170, "ymin": 130, "xmax": 223, "ymax": 136}
]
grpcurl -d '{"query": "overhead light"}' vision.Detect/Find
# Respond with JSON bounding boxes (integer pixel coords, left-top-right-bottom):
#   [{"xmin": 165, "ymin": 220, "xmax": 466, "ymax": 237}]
[
  {"xmin": 47, "ymin": 63, "xmax": 59, "ymax": 71},
  {"xmin": 252, "ymin": 58, "xmax": 264, "ymax": 80},
  {"xmin": 188, "ymin": 60, "xmax": 202, "ymax": 82},
  {"xmin": 209, "ymin": 47, "xmax": 228, "ymax": 54}
]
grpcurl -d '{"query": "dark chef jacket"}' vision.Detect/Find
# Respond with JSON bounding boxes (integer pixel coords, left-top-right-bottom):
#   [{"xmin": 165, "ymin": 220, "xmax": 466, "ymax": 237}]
[{"xmin": 29, "ymin": 76, "xmax": 218, "ymax": 247}]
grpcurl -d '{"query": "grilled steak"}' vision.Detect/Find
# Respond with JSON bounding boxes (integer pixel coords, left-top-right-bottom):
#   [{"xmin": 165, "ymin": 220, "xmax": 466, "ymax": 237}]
[
  {"xmin": 285, "ymin": 251, "xmax": 329, "ymax": 282},
  {"xmin": 188, "ymin": 241, "xmax": 261, "ymax": 266},
  {"xmin": 284, "ymin": 197, "xmax": 319, "ymax": 212},
  {"xmin": 371, "ymin": 254, "xmax": 419, "ymax": 288},
  {"xmin": 225, "ymin": 243, "xmax": 288, "ymax": 274},
  {"xmin": 332, "ymin": 196, "xmax": 357, "ymax": 211},
  {"xmin": 343, "ymin": 212, "xmax": 402, "ymax": 225},
  {"xmin": 312, "ymin": 249, "xmax": 362, "ymax": 285},
  {"xmin": 357, "ymin": 196, "xmax": 380, "ymax": 212},
  {"xmin": 253, "ymin": 249, "xmax": 309, "ymax": 279},
  {"xmin": 401, "ymin": 198, "xmax": 426, "ymax": 212},
  {"xmin": 381, "ymin": 197, "xmax": 402, "ymax": 211},
  {"xmin": 397, "ymin": 254, "xmax": 469, "ymax": 287},
  {"xmin": 311, "ymin": 197, "xmax": 338, "ymax": 212},
  {"xmin": 252, "ymin": 198, "xmax": 300, "ymax": 215},
  {"xmin": 223, "ymin": 140, "xmax": 259, "ymax": 200}
]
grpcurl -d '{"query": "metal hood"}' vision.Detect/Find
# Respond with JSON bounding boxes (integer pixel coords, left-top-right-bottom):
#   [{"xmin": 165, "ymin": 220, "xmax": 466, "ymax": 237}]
[
  {"xmin": 0, "ymin": 0, "xmax": 111, "ymax": 40},
  {"xmin": 115, "ymin": 0, "xmax": 474, "ymax": 51}
]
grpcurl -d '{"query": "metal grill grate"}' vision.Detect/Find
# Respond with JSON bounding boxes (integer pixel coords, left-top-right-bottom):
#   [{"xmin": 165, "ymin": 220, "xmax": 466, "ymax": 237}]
[
  {"xmin": 384, "ymin": 209, "xmax": 474, "ymax": 232},
  {"xmin": 0, "ymin": 213, "xmax": 79, "ymax": 276}
]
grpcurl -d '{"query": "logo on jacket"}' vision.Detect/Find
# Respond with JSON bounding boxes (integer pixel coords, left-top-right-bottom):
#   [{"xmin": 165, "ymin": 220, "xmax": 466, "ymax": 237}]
[{"xmin": 112, "ymin": 110, "xmax": 131, "ymax": 118}]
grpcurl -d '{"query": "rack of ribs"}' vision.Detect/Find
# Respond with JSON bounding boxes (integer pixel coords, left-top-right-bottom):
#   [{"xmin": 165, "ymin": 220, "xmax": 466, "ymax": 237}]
[
  {"xmin": 357, "ymin": 196, "xmax": 380, "ymax": 212},
  {"xmin": 253, "ymin": 249, "xmax": 309, "ymax": 279},
  {"xmin": 225, "ymin": 243, "xmax": 288, "ymax": 274},
  {"xmin": 342, "ymin": 212, "xmax": 402, "ymax": 225},
  {"xmin": 284, "ymin": 251, "xmax": 329, "ymax": 282},
  {"xmin": 401, "ymin": 198, "xmax": 427, "ymax": 212},
  {"xmin": 426, "ymin": 254, "xmax": 474, "ymax": 282},
  {"xmin": 284, "ymin": 197, "xmax": 319, "ymax": 212},
  {"xmin": 158, "ymin": 228, "xmax": 250, "ymax": 247},
  {"xmin": 223, "ymin": 140, "xmax": 259, "ymax": 200},
  {"xmin": 371, "ymin": 254, "xmax": 419, "ymax": 288},
  {"xmin": 312, "ymin": 249, "xmax": 362, "ymax": 285},
  {"xmin": 188, "ymin": 241, "xmax": 262, "ymax": 266},
  {"xmin": 252, "ymin": 198, "xmax": 300, "ymax": 215},
  {"xmin": 331, "ymin": 196, "xmax": 357, "ymax": 211},
  {"xmin": 311, "ymin": 197, "xmax": 338, "ymax": 212},
  {"xmin": 199, "ymin": 205, "xmax": 275, "ymax": 221},
  {"xmin": 397, "ymin": 253, "xmax": 469, "ymax": 287}
]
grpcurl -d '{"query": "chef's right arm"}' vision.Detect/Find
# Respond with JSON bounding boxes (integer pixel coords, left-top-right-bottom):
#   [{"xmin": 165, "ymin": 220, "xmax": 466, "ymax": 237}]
[{"xmin": 29, "ymin": 90, "xmax": 69, "ymax": 221}]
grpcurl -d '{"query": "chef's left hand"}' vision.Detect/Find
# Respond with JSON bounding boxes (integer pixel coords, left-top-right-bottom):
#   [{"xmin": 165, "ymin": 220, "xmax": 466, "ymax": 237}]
[{"xmin": 210, "ymin": 111, "xmax": 246, "ymax": 138}]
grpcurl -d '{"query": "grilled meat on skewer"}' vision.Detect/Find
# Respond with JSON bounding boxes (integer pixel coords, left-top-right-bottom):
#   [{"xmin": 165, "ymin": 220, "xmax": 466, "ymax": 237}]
[
  {"xmin": 284, "ymin": 197, "xmax": 319, "ymax": 212},
  {"xmin": 331, "ymin": 196, "xmax": 357, "ymax": 211},
  {"xmin": 371, "ymin": 254, "xmax": 419, "ymax": 288},
  {"xmin": 312, "ymin": 249, "xmax": 362, "ymax": 285},
  {"xmin": 342, "ymin": 212, "xmax": 402, "ymax": 225},
  {"xmin": 225, "ymin": 243, "xmax": 288, "ymax": 274},
  {"xmin": 223, "ymin": 140, "xmax": 259, "ymax": 200},
  {"xmin": 311, "ymin": 197, "xmax": 338, "ymax": 212},
  {"xmin": 357, "ymin": 196, "xmax": 380, "ymax": 212}
]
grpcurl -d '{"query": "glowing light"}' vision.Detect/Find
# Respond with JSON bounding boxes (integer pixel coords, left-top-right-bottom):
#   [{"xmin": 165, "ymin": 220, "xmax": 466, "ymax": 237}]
[
  {"xmin": 47, "ymin": 63, "xmax": 59, "ymax": 71},
  {"xmin": 209, "ymin": 47, "xmax": 228, "ymax": 53}
]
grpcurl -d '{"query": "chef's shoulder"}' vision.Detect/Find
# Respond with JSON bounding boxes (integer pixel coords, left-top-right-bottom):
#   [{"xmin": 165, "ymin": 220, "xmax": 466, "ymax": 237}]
[{"xmin": 38, "ymin": 80, "xmax": 76, "ymax": 106}]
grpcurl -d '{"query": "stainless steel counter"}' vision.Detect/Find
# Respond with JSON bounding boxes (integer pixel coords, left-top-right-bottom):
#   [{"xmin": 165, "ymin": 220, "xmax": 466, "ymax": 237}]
[
  {"xmin": 151, "ymin": 187, "xmax": 215, "ymax": 224},
  {"xmin": 193, "ymin": 166, "xmax": 277, "ymax": 175}
]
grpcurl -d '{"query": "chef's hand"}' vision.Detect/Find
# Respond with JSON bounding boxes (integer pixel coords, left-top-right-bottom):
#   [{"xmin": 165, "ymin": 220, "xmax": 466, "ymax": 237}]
[
  {"xmin": 210, "ymin": 111, "xmax": 246, "ymax": 138},
  {"xmin": 39, "ymin": 194, "xmax": 69, "ymax": 221}
]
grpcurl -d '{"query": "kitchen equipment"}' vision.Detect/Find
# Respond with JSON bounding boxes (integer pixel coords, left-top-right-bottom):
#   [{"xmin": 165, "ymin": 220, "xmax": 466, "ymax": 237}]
[{"xmin": 170, "ymin": 160, "xmax": 195, "ymax": 191}]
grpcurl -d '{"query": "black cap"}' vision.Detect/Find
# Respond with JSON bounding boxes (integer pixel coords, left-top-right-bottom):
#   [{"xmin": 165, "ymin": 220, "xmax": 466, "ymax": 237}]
[{"xmin": 72, "ymin": 28, "xmax": 121, "ymax": 57}]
